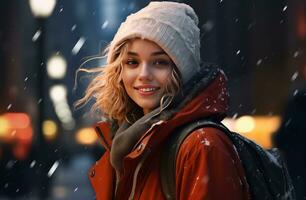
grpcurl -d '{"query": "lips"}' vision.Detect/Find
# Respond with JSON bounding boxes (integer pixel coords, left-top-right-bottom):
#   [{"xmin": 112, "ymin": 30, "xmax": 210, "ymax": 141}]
[{"xmin": 134, "ymin": 85, "xmax": 160, "ymax": 95}]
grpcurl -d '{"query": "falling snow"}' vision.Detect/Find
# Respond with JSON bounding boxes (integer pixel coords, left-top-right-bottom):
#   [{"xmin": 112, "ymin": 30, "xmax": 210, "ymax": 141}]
[
  {"xmin": 247, "ymin": 22, "xmax": 255, "ymax": 30},
  {"xmin": 71, "ymin": 25, "xmax": 77, "ymax": 31},
  {"xmin": 6, "ymin": 160, "xmax": 16, "ymax": 169},
  {"xmin": 48, "ymin": 161, "xmax": 59, "ymax": 177},
  {"xmin": 236, "ymin": 50, "xmax": 240, "ymax": 55},
  {"xmin": 7, "ymin": 103, "xmax": 12, "ymax": 110},
  {"xmin": 256, "ymin": 59, "xmax": 263, "ymax": 66},
  {"xmin": 232, "ymin": 113, "xmax": 238, "ymax": 119},
  {"xmin": 101, "ymin": 21, "xmax": 109, "ymax": 29},
  {"xmin": 291, "ymin": 72, "xmax": 299, "ymax": 82},
  {"xmin": 72, "ymin": 37, "xmax": 86, "ymax": 55},
  {"xmin": 30, "ymin": 160, "xmax": 36, "ymax": 168},
  {"xmin": 283, "ymin": 6, "xmax": 287, "ymax": 12},
  {"xmin": 293, "ymin": 89, "xmax": 298, "ymax": 96},
  {"xmin": 32, "ymin": 30, "xmax": 41, "ymax": 42},
  {"xmin": 293, "ymin": 51, "xmax": 299, "ymax": 58},
  {"xmin": 201, "ymin": 138, "xmax": 210, "ymax": 146}
]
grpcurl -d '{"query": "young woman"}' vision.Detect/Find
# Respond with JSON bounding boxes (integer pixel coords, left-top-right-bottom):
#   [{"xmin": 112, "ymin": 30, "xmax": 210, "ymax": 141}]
[{"xmin": 78, "ymin": 2, "xmax": 250, "ymax": 200}]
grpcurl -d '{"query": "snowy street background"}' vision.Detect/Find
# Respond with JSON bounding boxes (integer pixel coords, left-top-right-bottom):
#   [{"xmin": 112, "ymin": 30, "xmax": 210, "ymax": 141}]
[{"xmin": 1, "ymin": 0, "xmax": 306, "ymax": 199}]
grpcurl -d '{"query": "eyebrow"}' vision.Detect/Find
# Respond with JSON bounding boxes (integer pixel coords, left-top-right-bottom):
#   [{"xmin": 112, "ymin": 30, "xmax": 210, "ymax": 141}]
[{"xmin": 127, "ymin": 51, "xmax": 167, "ymax": 56}]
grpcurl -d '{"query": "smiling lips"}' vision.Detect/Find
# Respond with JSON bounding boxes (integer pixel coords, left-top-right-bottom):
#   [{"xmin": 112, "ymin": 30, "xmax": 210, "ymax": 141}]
[{"xmin": 134, "ymin": 85, "xmax": 160, "ymax": 96}]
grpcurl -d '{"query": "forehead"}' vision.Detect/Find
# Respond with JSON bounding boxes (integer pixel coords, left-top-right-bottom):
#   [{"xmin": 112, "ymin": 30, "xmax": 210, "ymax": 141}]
[{"xmin": 128, "ymin": 38, "xmax": 165, "ymax": 54}]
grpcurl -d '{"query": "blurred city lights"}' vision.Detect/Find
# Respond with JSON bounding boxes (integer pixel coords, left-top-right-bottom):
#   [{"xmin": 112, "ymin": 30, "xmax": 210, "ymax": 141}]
[
  {"xmin": 49, "ymin": 85, "xmax": 75, "ymax": 130},
  {"xmin": 47, "ymin": 54, "xmax": 67, "ymax": 79},
  {"xmin": 243, "ymin": 116, "xmax": 280, "ymax": 148},
  {"xmin": 223, "ymin": 115, "xmax": 281, "ymax": 149},
  {"xmin": 0, "ymin": 116, "xmax": 10, "ymax": 136},
  {"xmin": 29, "ymin": 0, "xmax": 57, "ymax": 18},
  {"xmin": 0, "ymin": 113, "xmax": 33, "ymax": 159},
  {"xmin": 0, "ymin": 113, "xmax": 32, "ymax": 140},
  {"xmin": 236, "ymin": 115, "xmax": 256, "ymax": 134},
  {"xmin": 75, "ymin": 127, "xmax": 97, "ymax": 145},
  {"xmin": 4, "ymin": 113, "xmax": 31, "ymax": 129},
  {"xmin": 15, "ymin": 127, "xmax": 33, "ymax": 142},
  {"xmin": 50, "ymin": 85, "xmax": 67, "ymax": 102},
  {"xmin": 43, "ymin": 120, "xmax": 58, "ymax": 140}
]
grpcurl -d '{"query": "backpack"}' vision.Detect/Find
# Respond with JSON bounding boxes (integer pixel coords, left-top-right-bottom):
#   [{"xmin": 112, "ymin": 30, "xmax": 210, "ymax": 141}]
[{"xmin": 160, "ymin": 119, "xmax": 296, "ymax": 200}]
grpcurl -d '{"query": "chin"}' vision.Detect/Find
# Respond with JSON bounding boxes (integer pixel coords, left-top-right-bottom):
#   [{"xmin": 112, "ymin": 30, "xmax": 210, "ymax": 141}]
[{"xmin": 138, "ymin": 102, "xmax": 159, "ymax": 113}]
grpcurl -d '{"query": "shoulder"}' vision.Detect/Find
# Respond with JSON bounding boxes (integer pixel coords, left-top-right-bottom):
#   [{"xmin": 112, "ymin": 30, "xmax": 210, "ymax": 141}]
[
  {"xmin": 177, "ymin": 126, "xmax": 236, "ymax": 161},
  {"xmin": 180, "ymin": 127, "xmax": 233, "ymax": 151}
]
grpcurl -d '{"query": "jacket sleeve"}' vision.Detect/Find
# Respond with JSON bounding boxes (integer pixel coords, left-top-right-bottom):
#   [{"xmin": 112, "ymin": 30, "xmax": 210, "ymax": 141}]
[{"xmin": 175, "ymin": 127, "xmax": 249, "ymax": 200}]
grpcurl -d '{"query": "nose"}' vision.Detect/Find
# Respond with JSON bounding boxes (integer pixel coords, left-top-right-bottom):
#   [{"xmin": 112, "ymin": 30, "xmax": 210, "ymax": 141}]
[{"xmin": 138, "ymin": 62, "xmax": 152, "ymax": 81}]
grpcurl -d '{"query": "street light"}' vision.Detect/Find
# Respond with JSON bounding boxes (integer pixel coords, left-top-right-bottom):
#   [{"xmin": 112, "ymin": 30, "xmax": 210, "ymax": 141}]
[
  {"xmin": 29, "ymin": 0, "xmax": 56, "ymax": 18},
  {"xmin": 29, "ymin": 0, "xmax": 57, "ymax": 140},
  {"xmin": 47, "ymin": 54, "xmax": 67, "ymax": 79},
  {"xmin": 29, "ymin": 1, "xmax": 56, "ymax": 199}
]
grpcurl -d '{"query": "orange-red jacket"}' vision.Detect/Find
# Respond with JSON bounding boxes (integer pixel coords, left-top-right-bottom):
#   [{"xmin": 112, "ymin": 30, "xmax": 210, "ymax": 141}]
[{"xmin": 89, "ymin": 70, "xmax": 251, "ymax": 200}]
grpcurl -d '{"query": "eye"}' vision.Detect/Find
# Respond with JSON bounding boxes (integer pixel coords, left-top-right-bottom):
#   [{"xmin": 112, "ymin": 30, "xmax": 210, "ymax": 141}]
[
  {"xmin": 153, "ymin": 59, "xmax": 171, "ymax": 67},
  {"xmin": 125, "ymin": 59, "xmax": 138, "ymax": 67}
]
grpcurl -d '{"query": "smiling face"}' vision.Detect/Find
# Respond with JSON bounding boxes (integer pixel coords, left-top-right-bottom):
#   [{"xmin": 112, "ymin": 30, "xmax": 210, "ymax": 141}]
[{"xmin": 121, "ymin": 39, "xmax": 173, "ymax": 114}]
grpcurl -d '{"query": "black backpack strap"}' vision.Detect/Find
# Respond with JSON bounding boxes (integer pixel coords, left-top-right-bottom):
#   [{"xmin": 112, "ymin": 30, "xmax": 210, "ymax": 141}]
[{"xmin": 160, "ymin": 119, "xmax": 226, "ymax": 200}]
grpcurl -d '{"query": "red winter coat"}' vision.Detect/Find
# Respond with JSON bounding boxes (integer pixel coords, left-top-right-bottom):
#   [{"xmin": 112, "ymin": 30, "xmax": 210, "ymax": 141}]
[{"xmin": 89, "ymin": 69, "xmax": 251, "ymax": 200}]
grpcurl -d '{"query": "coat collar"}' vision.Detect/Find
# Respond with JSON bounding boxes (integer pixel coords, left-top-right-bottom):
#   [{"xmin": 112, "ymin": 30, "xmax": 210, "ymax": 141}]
[{"xmin": 94, "ymin": 121, "xmax": 112, "ymax": 151}]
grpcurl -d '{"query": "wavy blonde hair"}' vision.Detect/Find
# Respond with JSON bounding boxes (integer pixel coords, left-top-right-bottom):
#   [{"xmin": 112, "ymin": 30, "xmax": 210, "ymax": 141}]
[{"xmin": 75, "ymin": 39, "xmax": 181, "ymax": 123}]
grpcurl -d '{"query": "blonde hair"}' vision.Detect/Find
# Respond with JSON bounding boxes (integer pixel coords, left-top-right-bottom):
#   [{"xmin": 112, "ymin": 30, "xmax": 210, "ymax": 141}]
[{"xmin": 75, "ymin": 39, "xmax": 181, "ymax": 123}]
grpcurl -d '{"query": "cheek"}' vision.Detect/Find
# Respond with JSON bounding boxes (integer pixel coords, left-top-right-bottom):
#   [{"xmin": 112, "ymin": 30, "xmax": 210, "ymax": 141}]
[
  {"xmin": 157, "ymin": 70, "xmax": 172, "ymax": 85},
  {"xmin": 122, "ymin": 69, "xmax": 135, "ymax": 91}
]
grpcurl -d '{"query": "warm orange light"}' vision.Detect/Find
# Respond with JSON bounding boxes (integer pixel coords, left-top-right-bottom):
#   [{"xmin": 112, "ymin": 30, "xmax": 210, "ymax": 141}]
[
  {"xmin": 236, "ymin": 116, "xmax": 256, "ymax": 134},
  {"xmin": 43, "ymin": 120, "xmax": 58, "ymax": 140},
  {"xmin": 0, "ymin": 116, "xmax": 10, "ymax": 136},
  {"xmin": 15, "ymin": 126, "xmax": 33, "ymax": 143},
  {"xmin": 75, "ymin": 127, "xmax": 97, "ymax": 145},
  {"xmin": 0, "ymin": 113, "xmax": 33, "ymax": 144},
  {"xmin": 228, "ymin": 115, "xmax": 280, "ymax": 149},
  {"xmin": 4, "ymin": 113, "xmax": 30, "ymax": 129},
  {"xmin": 0, "ymin": 113, "xmax": 33, "ymax": 160}
]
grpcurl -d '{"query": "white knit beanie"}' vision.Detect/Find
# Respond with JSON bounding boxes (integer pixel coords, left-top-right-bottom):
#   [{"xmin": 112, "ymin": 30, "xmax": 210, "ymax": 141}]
[{"xmin": 107, "ymin": 1, "xmax": 201, "ymax": 84}]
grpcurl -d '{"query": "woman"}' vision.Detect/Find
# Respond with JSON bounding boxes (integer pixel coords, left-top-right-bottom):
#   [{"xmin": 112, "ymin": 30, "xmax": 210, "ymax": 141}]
[{"xmin": 78, "ymin": 1, "xmax": 250, "ymax": 199}]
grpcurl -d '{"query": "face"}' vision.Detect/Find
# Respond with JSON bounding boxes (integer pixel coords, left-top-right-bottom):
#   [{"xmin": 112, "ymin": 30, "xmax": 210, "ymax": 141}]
[{"xmin": 121, "ymin": 39, "xmax": 173, "ymax": 114}]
